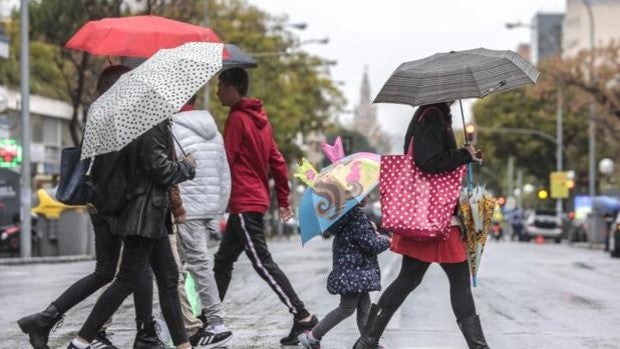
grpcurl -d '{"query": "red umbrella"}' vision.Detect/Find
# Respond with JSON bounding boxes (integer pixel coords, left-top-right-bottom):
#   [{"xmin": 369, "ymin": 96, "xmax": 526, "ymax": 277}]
[{"xmin": 65, "ymin": 15, "xmax": 227, "ymax": 58}]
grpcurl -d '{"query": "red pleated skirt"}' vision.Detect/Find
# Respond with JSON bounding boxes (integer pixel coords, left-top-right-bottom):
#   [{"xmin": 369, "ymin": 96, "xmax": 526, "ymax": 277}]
[{"xmin": 390, "ymin": 225, "xmax": 467, "ymax": 263}]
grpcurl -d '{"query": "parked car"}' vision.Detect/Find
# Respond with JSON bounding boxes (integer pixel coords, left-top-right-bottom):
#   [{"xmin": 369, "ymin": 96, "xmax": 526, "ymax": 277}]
[{"xmin": 523, "ymin": 209, "xmax": 563, "ymax": 243}]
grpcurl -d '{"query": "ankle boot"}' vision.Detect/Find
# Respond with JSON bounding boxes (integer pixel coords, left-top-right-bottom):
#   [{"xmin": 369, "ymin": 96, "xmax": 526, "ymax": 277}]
[
  {"xmin": 352, "ymin": 304, "xmax": 393, "ymax": 349},
  {"xmin": 17, "ymin": 303, "xmax": 63, "ymax": 349},
  {"xmin": 457, "ymin": 314, "xmax": 490, "ymax": 349},
  {"xmin": 133, "ymin": 318, "xmax": 166, "ymax": 349}
]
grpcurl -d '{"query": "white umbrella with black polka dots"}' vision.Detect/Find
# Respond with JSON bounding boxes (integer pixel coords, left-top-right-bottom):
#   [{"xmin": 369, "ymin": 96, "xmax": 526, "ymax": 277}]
[{"xmin": 80, "ymin": 42, "xmax": 223, "ymax": 160}]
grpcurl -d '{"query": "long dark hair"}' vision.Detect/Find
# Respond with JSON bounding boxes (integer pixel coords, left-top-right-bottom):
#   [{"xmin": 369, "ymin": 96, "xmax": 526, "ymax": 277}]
[{"xmin": 403, "ymin": 102, "xmax": 451, "ymax": 153}]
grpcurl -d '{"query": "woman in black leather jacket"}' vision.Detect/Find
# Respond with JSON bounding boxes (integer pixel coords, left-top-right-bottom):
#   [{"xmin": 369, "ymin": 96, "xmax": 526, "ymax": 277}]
[{"xmin": 66, "ymin": 120, "xmax": 197, "ymax": 349}]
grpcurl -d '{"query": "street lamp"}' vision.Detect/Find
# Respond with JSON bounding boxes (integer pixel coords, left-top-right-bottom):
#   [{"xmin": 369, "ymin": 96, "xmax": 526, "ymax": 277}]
[
  {"xmin": 506, "ymin": 19, "xmax": 564, "ymax": 223},
  {"xmin": 583, "ymin": 0, "xmax": 597, "ymax": 199}
]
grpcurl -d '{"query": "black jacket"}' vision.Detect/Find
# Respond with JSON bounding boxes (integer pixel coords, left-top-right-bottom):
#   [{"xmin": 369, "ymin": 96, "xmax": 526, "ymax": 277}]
[
  {"xmin": 326, "ymin": 207, "xmax": 390, "ymax": 295},
  {"xmin": 112, "ymin": 121, "xmax": 195, "ymax": 239},
  {"xmin": 404, "ymin": 103, "xmax": 473, "ymax": 173}
]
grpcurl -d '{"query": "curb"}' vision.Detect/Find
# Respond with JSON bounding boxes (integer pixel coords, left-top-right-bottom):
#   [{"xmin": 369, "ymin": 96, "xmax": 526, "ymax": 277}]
[
  {"xmin": 0, "ymin": 254, "xmax": 95, "ymax": 266},
  {"xmin": 568, "ymin": 242, "xmax": 605, "ymax": 251}
]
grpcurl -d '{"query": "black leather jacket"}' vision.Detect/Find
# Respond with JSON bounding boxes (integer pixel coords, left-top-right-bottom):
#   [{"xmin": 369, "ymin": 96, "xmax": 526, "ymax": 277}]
[{"xmin": 112, "ymin": 121, "xmax": 195, "ymax": 239}]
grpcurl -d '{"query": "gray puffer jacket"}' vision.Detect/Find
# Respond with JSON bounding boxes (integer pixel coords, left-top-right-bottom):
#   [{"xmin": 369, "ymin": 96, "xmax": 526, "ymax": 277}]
[{"xmin": 172, "ymin": 110, "xmax": 231, "ymax": 220}]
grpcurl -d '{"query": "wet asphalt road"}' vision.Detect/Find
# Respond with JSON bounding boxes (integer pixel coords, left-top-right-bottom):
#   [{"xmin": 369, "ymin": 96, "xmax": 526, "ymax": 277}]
[{"xmin": 2, "ymin": 237, "xmax": 620, "ymax": 349}]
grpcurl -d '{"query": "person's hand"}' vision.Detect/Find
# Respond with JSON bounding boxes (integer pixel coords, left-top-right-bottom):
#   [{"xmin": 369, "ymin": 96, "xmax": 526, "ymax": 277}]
[
  {"xmin": 370, "ymin": 221, "xmax": 378, "ymax": 232},
  {"xmin": 175, "ymin": 213, "xmax": 186, "ymax": 224},
  {"xmin": 279, "ymin": 206, "xmax": 294, "ymax": 222},
  {"xmin": 184, "ymin": 154, "xmax": 197, "ymax": 168},
  {"xmin": 464, "ymin": 145, "xmax": 482, "ymax": 163}
]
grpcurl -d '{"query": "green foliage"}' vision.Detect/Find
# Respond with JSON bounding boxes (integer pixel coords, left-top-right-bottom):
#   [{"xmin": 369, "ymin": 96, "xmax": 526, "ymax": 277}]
[
  {"xmin": 152, "ymin": 0, "xmax": 346, "ymax": 160},
  {"xmin": 472, "ymin": 64, "xmax": 619, "ymax": 196},
  {"xmin": 1, "ymin": 0, "xmax": 344, "ymax": 154}
]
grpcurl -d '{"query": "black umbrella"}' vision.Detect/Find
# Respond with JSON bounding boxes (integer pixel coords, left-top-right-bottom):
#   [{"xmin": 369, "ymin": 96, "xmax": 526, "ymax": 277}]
[{"xmin": 223, "ymin": 44, "xmax": 258, "ymax": 69}]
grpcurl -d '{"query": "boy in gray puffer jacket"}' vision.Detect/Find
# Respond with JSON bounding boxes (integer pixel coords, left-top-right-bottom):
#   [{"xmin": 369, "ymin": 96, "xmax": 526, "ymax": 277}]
[{"xmin": 171, "ymin": 95, "xmax": 232, "ymax": 348}]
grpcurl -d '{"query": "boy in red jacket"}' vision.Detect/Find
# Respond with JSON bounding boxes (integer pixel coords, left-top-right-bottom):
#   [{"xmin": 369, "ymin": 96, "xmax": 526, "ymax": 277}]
[{"xmin": 213, "ymin": 68, "xmax": 318, "ymax": 345}]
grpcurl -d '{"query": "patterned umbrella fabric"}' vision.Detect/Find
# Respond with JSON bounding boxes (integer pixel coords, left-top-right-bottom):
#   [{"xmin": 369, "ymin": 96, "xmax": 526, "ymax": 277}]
[
  {"xmin": 298, "ymin": 152, "xmax": 380, "ymax": 245},
  {"xmin": 374, "ymin": 48, "xmax": 539, "ymax": 106},
  {"xmin": 459, "ymin": 185, "xmax": 496, "ymax": 287},
  {"xmin": 81, "ymin": 42, "xmax": 223, "ymax": 160}
]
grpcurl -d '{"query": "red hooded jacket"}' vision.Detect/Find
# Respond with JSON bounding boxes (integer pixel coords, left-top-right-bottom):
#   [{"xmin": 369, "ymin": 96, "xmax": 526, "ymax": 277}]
[{"xmin": 223, "ymin": 98, "xmax": 289, "ymax": 214}]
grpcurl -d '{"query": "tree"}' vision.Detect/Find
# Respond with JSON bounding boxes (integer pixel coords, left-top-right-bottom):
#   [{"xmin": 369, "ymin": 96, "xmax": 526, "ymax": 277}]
[
  {"xmin": 0, "ymin": 1, "xmax": 125, "ymax": 144},
  {"xmin": 543, "ymin": 43, "xmax": 620, "ymax": 120},
  {"xmin": 472, "ymin": 56, "xmax": 619, "ymax": 197},
  {"xmin": 147, "ymin": 0, "xmax": 346, "ymax": 160}
]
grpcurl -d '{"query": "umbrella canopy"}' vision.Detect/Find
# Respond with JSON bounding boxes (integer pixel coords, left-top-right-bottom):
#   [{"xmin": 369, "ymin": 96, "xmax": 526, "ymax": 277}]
[
  {"xmin": 65, "ymin": 15, "xmax": 224, "ymax": 58},
  {"xmin": 223, "ymin": 44, "xmax": 258, "ymax": 69},
  {"xmin": 374, "ymin": 48, "xmax": 539, "ymax": 106},
  {"xmin": 80, "ymin": 42, "xmax": 223, "ymax": 160},
  {"xmin": 298, "ymin": 152, "xmax": 380, "ymax": 245}
]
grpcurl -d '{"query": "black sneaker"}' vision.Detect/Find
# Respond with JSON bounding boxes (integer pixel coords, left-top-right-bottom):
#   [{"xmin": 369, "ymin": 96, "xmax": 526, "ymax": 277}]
[
  {"xmin": 66, "ymin": 342, "xmax": 90, "ymax": 349},
  {"xmin": 280, "ymin": 315, "xmax": 319, "ymax": 346},
  {"xmin": 190, "ymin": 326, "xmax": 233, "ymax": 348},
  {"xmin": 91, "ymin": 330, "xmax": 119, "ymax": 349}
]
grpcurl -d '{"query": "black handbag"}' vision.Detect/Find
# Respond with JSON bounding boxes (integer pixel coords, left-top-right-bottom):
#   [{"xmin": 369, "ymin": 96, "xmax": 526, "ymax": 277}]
[{"xmin": 55, "ymin": 146, "xmax": 93, "ymax": 205}]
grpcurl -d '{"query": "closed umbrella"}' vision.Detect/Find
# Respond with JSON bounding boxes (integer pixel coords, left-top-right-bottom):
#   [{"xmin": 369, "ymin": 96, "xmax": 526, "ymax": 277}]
[{"xmin": 81, "ymin": 42, "xmax": 223, "ymax": 160}]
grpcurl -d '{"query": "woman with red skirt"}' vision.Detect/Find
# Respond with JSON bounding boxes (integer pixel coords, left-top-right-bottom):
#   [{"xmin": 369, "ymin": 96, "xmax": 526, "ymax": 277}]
[{"xmin": 353, "ymin": 102, "xmax": 490, "ymax": 349}]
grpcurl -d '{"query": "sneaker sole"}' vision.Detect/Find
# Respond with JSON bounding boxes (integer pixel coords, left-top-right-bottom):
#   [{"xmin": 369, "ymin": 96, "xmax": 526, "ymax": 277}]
[{"xmin": 199, "ymin": 333, "xmax": 233, "ymax": 349}]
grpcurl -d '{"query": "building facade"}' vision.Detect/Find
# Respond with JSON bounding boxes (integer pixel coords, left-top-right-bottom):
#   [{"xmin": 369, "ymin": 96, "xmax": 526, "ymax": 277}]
[
  {"xmin": 531, "ymin": 13, "xmax": 564, "ymax": 64},
  {"xmin": 563, "ymin": 0, "xmax": 620, "ymax": 58}
]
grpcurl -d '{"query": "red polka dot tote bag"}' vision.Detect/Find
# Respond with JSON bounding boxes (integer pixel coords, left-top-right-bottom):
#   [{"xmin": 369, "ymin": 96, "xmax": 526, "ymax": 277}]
[{"xmin": 380, "ymin": 142, "xmax": 466, "ymax": 240}]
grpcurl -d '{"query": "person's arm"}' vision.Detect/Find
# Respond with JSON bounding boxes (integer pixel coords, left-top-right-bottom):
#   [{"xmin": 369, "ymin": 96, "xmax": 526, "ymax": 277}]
[
  {"xmin": 141, "ymin": 123, "xmax": 195, "ymax": 187},
  {"xmin": 413, "ymin": 108, "xmax": 473, "ymax": 173},
  {"xmin": 269, "ymin": 134, "xmax": 290, "ymax": 210},
  {"xmin": 352, "ymin": 213, "xmax": 391, "ymax": 255},
  {"xmin": 223, "ymin": 112, "xmax": 244, "ymax": 165},
  {"xmin": 169, "ymin": 184, "xmax": 186, "ymax": 222},
  {"xmin": 218, "ymin": 135, "xmax": 232, "ymax": 214}
]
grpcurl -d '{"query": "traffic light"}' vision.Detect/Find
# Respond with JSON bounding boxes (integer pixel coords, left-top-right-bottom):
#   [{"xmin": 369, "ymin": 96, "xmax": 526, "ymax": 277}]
[
  {"xmin": 566, "ymin": 179, "xmax": 575, "ymax": 189},
  {"xmin": 538, "ymin": 189, "xmax": 549, "ymax": 200},
  {"xmin": 465, "ymin": 124, "xmax": 477, "ymax": 144}
]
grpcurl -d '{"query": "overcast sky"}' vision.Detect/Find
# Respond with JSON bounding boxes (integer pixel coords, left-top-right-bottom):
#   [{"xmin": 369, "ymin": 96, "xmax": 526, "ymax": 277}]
[{"xmin": 249, "ymin": 0, "xmax": 565, "ymax": 144}]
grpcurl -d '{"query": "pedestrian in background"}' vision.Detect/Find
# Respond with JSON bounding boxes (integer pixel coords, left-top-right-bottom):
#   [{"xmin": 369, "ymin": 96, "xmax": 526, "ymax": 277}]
[
  {"xmin": 171, "ymin": 95, "xmax": 233, "ymax": 348},
  {"xmin": 212, "ymin": 67, "xmax": 319, "ymax": 345},
  {"xmin": 17, "ymin": 65, "xmax": 156, "ymax": 349},
  {"xmin": 354, "ymin": 102, "xmax": 490, "ymax": 349},
  {"xmin": 298, "ymin": 200, "xmax": 390, "ymax": 349}
]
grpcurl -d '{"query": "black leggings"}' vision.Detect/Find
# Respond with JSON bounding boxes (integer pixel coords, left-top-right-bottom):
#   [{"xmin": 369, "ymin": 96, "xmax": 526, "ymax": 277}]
[
  {"xmin": 377, "ymin": 256, "xmax": 476, "ymax": 321},
  {"xmin": 52, "ymin": 213, "xmax": 153, "ymax": 323},
  {"xmin": 77, "ymin": 234, "xmax": 187, "ymax": 345}
]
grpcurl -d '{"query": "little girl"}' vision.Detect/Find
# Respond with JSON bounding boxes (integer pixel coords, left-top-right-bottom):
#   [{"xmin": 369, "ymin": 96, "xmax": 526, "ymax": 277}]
[{"xmin": 299, "ymin": 202, "xmax": 391, "ymax": 348}]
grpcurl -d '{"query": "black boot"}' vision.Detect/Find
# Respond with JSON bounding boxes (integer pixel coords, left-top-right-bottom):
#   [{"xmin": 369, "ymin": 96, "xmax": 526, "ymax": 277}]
[
  {"xmin": 457, "ymin": 314, "xmax": 490, "ymax": 349},
  {"xmin": 352, "ymin": 304, "xmax": 393, "ymax": 349},
  {"xmin": 17, "ymin": 303, "xmax": 64, "ymax": 349},
  {"xmin": 133, "ymin": 319, "xmax": 166, "ymax": 349}
]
